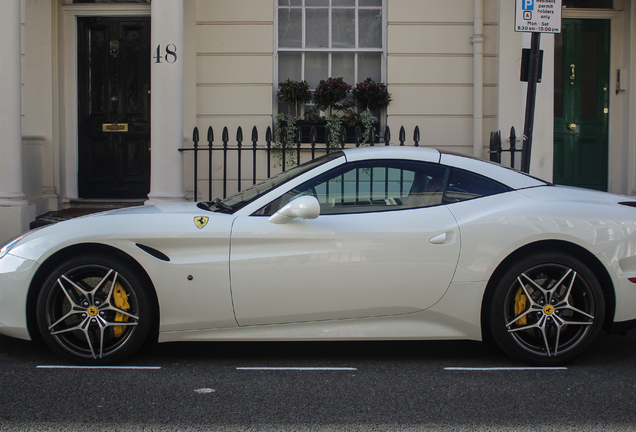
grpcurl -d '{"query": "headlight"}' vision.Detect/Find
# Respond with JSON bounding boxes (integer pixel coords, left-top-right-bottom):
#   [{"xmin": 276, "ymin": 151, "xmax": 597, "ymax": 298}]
[{"xmin": 0, "ymin": 232, "xmax": 32, "ymax": 259}]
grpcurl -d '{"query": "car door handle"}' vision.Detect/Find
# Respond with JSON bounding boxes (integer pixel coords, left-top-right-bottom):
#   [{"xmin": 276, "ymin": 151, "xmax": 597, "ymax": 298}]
[{"xmin": 429, "ymin": 233, "xmax": 448, "ymax": 244}]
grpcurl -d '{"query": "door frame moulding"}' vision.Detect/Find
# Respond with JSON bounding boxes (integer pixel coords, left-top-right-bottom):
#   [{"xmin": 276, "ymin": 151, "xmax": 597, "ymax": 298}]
[{"xmin": 60, "ymin": 3, "xmax": 150, "ymax": 202}]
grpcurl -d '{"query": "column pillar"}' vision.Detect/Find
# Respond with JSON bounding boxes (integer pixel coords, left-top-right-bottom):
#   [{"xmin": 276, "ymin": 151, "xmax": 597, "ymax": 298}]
[
  {"xmin": 147, "ymin": 0, "xmax": 186, "ymax": 204},
  {"xmin": 0, "ymin": 0, "xmax": 29, "ymax": 242}
]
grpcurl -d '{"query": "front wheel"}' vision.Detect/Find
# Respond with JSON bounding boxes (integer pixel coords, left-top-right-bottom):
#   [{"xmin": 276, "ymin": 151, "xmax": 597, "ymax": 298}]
[
  {"xmin": 487, "ymin": 252, "xmax": 605, "ymax": 366},
  {"xmin": 36, "ymin": 254, "xmax": 155, "ymax": 365}
]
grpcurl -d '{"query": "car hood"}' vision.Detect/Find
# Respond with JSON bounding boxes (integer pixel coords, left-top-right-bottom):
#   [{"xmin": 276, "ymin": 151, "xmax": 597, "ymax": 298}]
[{"xmin": 7, "ymin": 202, "xmax": 235, "ymax": 263}]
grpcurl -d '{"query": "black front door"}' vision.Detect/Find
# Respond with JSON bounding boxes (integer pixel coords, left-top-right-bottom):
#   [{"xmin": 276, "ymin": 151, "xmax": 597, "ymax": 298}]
[{"xmin": 78, "ymin": 17, "xmax": 151, "ymax": 199}]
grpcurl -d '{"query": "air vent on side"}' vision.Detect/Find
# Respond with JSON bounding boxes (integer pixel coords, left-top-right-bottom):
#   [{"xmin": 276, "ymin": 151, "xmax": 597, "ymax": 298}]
[{"xmin": 136, "ymin": 243, "xmax": 170, "ymax": 262}]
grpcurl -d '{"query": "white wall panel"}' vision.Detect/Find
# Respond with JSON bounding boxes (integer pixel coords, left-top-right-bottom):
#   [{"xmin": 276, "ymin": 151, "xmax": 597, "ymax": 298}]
[
  {"xmin": 389, "ymin": 86, "xmax": 497, "ymax": 116},
  {"xmin": 197, "ymin": 55, "xmax": 273, "ymax": 84},
  {"xmin": 196, "ymin": 24, "xmax": 273, "ymax": 54},
  {"xmin": 388, "ymin": 0, "xmax": 475, "ymax": 23},
  {"xmin": 196, "ymin": 0, "xmax": 273, "ymax": 22},
  {"xmin": 388, "ymin": 24, "xmax": 498, "ymax": 55},
  {"xmin": 388, "ymin": 56, "xmax": 498, "ymax": 85},
  {"xmin": 197, "ymin": 86, "xmax": 273, "ymax": 117}
]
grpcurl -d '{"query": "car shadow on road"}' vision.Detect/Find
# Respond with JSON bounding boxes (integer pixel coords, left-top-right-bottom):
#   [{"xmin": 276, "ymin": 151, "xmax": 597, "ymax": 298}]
[
  {"xmin": 3, "ymin": 329, "xmax": 635, "ymax": 367},
  {"xmin": 133, "ymin": 338, "xmax": 511, "ymax": 367}
]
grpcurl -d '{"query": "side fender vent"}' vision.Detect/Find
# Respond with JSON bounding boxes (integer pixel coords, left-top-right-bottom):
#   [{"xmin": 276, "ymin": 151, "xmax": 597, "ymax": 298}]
[{"xmin": 136, "ymin": 243, "xmax": 170, "ymax": 262}]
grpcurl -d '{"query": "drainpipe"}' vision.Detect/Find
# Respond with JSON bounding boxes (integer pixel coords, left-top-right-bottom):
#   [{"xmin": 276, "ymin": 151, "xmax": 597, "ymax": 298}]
[{"xmin": 471, "ymin": 0, "xmax": 484, "ymax": 159}]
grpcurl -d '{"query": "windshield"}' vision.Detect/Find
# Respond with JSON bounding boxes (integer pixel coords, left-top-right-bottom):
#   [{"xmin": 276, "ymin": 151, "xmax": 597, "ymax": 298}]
[{"xmin": 198, "ymin": 151, "xmax": 344, "ymax": 213}]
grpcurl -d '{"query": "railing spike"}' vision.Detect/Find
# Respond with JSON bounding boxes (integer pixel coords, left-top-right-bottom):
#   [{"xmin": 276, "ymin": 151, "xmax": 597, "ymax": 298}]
[
  {"xmin": 399, "ymin": 126, "xmax": 406, "ymax": 146},
  {"xmin": 207, "ymin": 126, "xmax": 213, "ymax": 143},
  {"xmin": 266, "ymin": 126, "xmax": 272, "ymax": 142},
  {"xmin": 384, "ymin": 126, "xmax": 391, "ymax": 146},
  {"xmin": 222, "ymin": 126, "xmax": 229, "ymax": 142},
  {"xmin": 236, "ymin": 126, "xmax": 243, "ymax": 142},
  {"xmin": 193, "ymin": 126, "xmax": 199, "ymax": 143},
  {"xmin": 251, "ymin": 125, "xmax": 258, "ymax": 142},
  {"xmin": 413, "ymin": 126, "xmax": 420, "ymax": 146}
]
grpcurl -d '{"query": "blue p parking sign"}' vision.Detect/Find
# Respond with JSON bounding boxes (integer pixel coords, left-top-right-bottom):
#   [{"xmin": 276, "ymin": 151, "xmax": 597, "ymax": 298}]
[{"xmin": 522, "ymin": 0, "xmax": 534, "ymax": 10}]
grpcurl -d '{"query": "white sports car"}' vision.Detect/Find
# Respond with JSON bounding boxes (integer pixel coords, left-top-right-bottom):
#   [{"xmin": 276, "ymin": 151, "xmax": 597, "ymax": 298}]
[{"xmin": 2, "ymin": 146, "xmax": 636, "ymax": 366}]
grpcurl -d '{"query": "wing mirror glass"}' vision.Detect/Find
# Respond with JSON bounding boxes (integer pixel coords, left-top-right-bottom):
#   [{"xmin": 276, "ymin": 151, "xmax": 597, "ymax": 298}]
[{"xmin": 268, "ymin": 195, "xmax": 320, "ymax": 224}]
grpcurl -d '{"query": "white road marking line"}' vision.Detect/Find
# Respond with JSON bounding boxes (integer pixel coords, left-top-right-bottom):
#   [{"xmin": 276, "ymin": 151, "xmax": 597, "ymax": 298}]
[
  {"xmin": 445, "ymin": 367, "xmax": 567, "ymax": 371},
  {"xmin": 37, "ymin": 365, "xmax": 161, "ymax": 370},
  {"xmin": 237, "ymin": 367, "xmax": 357, "ymax": 371},
  {"xmin": 194, "ymin": 388, "xmax": 215, "ymax": 394}
]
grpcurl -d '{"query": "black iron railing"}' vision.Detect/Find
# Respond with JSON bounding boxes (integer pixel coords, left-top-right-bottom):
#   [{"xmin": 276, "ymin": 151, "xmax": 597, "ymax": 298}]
[
  {"xmin": 489, "ymin": 127, "xmax": 526, "ymax": 171},
  {"xmin": 180, "ymin": 124, "xmax": 521, "ymax": 201},
  {"xmin": 179, "ymin": 124, "xmax": 421, "ymax": 201}
]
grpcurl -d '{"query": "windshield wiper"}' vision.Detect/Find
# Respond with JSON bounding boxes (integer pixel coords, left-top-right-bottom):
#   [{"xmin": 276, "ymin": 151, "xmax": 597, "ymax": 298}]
[
  {"xmin": 197, "ymin": 198, "xmax": 234, "ymax": 213},
  {"xmin": 213, "ymin": 198, "xmax": 234, "ymax": 212}
]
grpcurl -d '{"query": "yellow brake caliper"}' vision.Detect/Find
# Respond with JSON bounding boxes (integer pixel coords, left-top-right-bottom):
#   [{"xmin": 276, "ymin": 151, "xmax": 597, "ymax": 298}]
[
  {"xmin": 514, "ymin": 287, "xmax": 528, "ymax": 326},
  {"xmin": 112, "ymin": 282, "xmax": 130, "ymax": 338}
]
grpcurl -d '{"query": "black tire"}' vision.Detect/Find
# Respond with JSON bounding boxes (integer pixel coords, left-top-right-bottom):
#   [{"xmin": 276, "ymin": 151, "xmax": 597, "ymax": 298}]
[
  {"xmin": 487, "ymin": 252, "xmax": 605, "ymax": 366},
  {"xmin": 36, "ymin": 254, "xmax": 154, "ymax": 365}
]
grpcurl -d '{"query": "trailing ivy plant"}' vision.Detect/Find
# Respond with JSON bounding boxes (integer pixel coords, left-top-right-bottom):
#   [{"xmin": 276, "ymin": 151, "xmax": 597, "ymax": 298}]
[
  {"xmin": 325, "ymin": 114, "xmax": 344, "ymax": 150},
  {"xmin": 274, "ymin": 113, "xmax": 302, "ymax": 167},
  {"xmin": 359, "ymin": 109, "xmax": 378, "ymax": 145}
]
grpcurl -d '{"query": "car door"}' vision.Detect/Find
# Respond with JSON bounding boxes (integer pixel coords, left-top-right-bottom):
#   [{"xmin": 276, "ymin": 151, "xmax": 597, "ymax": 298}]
[{"xmin": 229, "ymin": 159, "xmax": 461, "ymax": 326}]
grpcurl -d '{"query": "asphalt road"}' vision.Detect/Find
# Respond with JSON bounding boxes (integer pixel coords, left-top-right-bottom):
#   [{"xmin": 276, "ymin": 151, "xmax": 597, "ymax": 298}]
[{"xmin": 1, "ymin": 331, "xmax": 636, "ymax": 431}]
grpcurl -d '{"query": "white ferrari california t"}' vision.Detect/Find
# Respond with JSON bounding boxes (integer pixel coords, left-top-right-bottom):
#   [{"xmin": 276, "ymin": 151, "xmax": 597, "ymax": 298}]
[{"xmin": 2, "ymin": 146, "xmax": 636, "ymax": 366}]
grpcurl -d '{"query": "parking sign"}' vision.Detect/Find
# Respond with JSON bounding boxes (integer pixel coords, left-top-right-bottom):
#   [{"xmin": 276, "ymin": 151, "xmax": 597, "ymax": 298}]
[{"xmin": 515, "ymin": 0, "xmax": 562, "ymax": 33}]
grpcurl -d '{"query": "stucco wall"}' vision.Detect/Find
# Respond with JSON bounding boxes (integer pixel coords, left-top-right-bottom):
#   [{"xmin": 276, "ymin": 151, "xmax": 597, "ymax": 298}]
[
  {"xmin": 191, "ymin": 0, "xmax": 274, "ymax": 199},
  {"xmin": 386, "ymin": 0, "xmax": 499, "ymax": 155}
]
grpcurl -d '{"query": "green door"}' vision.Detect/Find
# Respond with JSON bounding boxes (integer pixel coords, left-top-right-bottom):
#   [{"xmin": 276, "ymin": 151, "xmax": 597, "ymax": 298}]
[{"xmin": 553, "ymin": 19, "xmax": 610, "ymax": 191}]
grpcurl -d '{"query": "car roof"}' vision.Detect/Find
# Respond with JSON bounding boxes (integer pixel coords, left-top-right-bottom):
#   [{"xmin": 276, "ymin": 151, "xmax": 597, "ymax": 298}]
[
  {"xmin": 341, "ymin": 146, "xmax": 547, "ymax": 190},
  {"xmin": 343, "ymin": 145, "xmax": 441, "ymax": 163}
]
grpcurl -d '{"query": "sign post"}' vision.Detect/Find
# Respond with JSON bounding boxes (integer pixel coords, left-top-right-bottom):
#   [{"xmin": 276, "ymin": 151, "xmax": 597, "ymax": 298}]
[{"xmin": 515, "ymin": 0, "xmax": 562, "ymax": 173}]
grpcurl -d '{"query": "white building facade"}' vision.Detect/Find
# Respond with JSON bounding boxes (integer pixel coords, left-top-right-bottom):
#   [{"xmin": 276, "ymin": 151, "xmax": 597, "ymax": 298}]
[{"xmin": 1, "ymin": 0, "xmax": 634, "ymax": 242}]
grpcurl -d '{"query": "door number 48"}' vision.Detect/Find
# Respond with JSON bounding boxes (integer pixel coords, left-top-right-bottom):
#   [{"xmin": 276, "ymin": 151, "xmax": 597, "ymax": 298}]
[{"xmin": 154, "ymin": 44, "xmax": 177, "ymax": 64}]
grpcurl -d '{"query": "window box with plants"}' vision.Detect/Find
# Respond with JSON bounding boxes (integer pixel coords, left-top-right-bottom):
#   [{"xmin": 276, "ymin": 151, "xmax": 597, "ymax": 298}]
[{"xmin": 276, "ymin": 77, "xmax": 391, "ymax": 150}]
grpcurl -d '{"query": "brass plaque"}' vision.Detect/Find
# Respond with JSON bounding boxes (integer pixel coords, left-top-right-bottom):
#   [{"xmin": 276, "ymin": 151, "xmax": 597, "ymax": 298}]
[{"xmin": 102, "ymin": 123, "xmax": 128, "ymax": 132}]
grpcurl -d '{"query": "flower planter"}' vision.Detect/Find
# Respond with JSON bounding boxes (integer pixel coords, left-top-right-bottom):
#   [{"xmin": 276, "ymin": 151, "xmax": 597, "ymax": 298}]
[{"xmin": 292, "ymin": 121, "xmax": 380, "ymax": 144}]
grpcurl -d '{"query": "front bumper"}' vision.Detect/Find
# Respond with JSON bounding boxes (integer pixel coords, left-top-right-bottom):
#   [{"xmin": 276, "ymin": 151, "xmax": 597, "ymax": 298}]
[{"xmin": 0, "ymin": 253, "xmax": 39, "ymax": 340}]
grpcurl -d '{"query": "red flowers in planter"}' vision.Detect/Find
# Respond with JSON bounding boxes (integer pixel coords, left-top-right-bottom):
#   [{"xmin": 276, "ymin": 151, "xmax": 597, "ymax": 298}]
[{"xmin": 352, "ymin": 78, "xmax": 392, "ymax": 111}]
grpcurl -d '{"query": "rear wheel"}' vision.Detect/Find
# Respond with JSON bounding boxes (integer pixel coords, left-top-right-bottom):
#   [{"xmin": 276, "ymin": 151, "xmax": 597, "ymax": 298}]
[
  {"xmin": 488, "ymin": 252, "xmax": 604, "ymax": 366},
  {"xmin": 36, "ymin": 254, "xmax": 154, "ymax": 364}
]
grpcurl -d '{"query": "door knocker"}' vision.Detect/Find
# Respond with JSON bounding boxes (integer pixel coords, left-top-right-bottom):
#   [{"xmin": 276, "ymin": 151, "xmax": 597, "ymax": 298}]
[{"xmin": 110, "ymin": 40, "xmax": 120, "ymax": 58}]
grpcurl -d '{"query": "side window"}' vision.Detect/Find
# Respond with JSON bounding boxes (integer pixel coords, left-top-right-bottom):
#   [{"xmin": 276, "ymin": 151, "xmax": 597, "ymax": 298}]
[
  {"xmin": 444, "ymin": 168, "xmax": 511, "ymax": 204},
  {"xmin": 259, "ymin": 160, "xmax": 449, "ymax": 215}
]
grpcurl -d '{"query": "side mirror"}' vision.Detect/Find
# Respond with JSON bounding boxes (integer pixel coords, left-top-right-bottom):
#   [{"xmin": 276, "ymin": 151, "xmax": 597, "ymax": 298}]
[{"xmin": 268, "ymin": 195, "xmax": 320, "ymax": 224}]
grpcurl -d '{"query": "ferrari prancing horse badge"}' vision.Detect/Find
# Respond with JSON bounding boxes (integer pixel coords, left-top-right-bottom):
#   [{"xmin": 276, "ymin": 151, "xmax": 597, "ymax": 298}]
[{"xmin": 194, "ymin": 216, "xmax": 209, "ymax": 229}]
